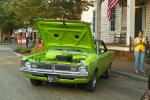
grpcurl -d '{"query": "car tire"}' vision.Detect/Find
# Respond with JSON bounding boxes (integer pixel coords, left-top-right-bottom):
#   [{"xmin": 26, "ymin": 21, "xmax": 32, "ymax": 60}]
[
  {"xmin": 104, "ymin": 65, "xmax": 111, "ymax": 79},
  {"xmin": 85, "ymin": 74, "xmax": 97, "ymax": 92},
  {"xmin": 30, "ymin": 79, "xmax": 43, "ymax": 86}
]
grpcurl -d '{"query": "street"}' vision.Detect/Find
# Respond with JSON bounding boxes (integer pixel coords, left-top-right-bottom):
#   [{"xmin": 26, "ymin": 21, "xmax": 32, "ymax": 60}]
[{"xmin": 0, "ymin": 51, "xmax": 147, "ymax": 100}]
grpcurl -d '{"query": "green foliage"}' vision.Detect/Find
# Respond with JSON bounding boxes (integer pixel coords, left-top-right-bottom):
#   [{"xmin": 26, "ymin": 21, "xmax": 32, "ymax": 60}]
[
  {"xmin": 44, "ymin": 0, "xmax": 94, "ymax": 20},
  {"xmin": 0, "ymin": 0, "xmax": 94, "ymax": 42},
  {"xmin": 14, "ymin": 47, "xmax": 33, "ymax": 54},
  {"xmin": 0, "ymin": 0, "xmax": 23, "ymax": 36},
  {"xmin": 31, "ymin": 46, "xmax": 45, "ymax": 54},
  {"xmin": 11, "ymin": 0, "xmax": 94, "ymax": 26}
]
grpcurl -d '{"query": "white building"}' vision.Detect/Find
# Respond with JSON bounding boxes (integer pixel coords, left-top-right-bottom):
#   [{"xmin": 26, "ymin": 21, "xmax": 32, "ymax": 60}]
[{"xmin": 82, "ymin": 0, "xmax": 150, "ymax": 45}]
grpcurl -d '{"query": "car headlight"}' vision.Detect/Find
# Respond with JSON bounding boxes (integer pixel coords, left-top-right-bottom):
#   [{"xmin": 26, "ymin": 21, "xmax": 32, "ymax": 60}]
[
  {"xmin": 79, "ymin": 66, "xmax": 87, "ymax": 73},
  {"xmin": 24, "ymin": 62, "xmax": 31, "ymax": 69}
]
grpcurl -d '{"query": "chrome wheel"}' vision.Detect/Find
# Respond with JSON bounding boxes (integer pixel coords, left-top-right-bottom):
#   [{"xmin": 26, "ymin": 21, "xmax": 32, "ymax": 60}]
[
  {"xmin": 105, "ymin": 65, "xmax": 111, "ymax": 79},
  {"xmin": 85, "ymin": 74, "xmax": 97, "ymax": 92},
  {"xmin": 92, "ymin": 76, "xmax": 97, "ymax": 88}
]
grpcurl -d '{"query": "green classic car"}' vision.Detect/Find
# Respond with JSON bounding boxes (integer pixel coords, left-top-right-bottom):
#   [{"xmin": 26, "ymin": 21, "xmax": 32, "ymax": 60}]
[{"xmin": 20, "ymin": 20, "xmax": 114, "ymax": 91}]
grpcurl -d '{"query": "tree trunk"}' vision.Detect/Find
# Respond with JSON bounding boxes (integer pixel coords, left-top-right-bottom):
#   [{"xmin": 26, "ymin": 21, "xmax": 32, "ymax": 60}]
[
  {"xmin": 0, "ymin": 25, "xmax": 3, "ymax": 43},
  {"xmin": 26, "ymin": 28, "xmax": 29, "ymax": 48}
]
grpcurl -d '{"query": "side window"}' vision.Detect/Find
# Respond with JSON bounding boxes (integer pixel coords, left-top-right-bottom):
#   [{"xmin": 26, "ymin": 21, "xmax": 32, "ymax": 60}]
[
  {"xmin": 99, "ymin": 41, "xmax": 107, "ymax": 53},
  {"xmin": 95, "ymin": 40, "xmax": 108, "ymax": 54}
]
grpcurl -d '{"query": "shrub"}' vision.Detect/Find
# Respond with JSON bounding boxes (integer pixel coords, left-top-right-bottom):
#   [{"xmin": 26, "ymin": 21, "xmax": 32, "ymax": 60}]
[
  {"xmin": 14, "ymin": 47, "xmax": 32, "ymax": 54},
  {"xmin": 31, "ymin": 47, "xmax": 45, "ymax": 54}
]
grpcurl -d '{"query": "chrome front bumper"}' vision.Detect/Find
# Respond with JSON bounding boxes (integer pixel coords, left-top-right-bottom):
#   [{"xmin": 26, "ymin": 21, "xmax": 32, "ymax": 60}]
[{"xmin": 20, "ymin": 68, "xmax": 88, "ymax": 77}]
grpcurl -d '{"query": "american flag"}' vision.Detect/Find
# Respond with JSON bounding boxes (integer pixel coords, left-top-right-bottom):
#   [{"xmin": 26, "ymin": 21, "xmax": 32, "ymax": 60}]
[{"xmin": 107, "ymin": 0, "xmax": 119, "ymax": 21}]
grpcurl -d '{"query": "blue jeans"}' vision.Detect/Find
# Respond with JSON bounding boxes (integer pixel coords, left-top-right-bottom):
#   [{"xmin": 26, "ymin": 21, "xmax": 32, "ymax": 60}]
[{"xmin": 134, "ymin": 51, "xmax": 145, "ymax": 71}]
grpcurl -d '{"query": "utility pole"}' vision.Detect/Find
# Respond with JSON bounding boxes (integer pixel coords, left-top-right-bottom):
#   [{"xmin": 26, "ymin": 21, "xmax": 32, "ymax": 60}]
[{"xmin": 95, "ymin": 0, "xmax": 101, "ymax": 40}]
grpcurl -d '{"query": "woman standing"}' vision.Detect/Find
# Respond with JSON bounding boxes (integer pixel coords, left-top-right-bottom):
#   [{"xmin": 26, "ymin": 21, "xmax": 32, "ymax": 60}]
[{"xmin": 134, "ymin": 30, "xmax": 147, "ymax": 73}]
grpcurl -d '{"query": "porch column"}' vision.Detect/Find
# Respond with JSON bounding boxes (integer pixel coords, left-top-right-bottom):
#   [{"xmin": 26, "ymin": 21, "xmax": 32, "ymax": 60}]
[
  {"xmin": 127, "ymin": 0, "xmax": 135, "ymax": 45},
  {"xmin": 95, "ymin": 0, "xmax": 101, "ymax": 40}
]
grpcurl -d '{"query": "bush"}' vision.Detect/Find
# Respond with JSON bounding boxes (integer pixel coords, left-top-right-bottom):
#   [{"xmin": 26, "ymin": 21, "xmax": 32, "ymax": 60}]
[
  {"xmin": 14, "ymin": 47, "xmax": 32, "ymax": 54},
  {"xmin": 14, "ymin": 46, "xmax": 45, "ymax": 54},
  {"xmin": 31, "ymin": 47, "xmax": 45, "ymax": 54}
]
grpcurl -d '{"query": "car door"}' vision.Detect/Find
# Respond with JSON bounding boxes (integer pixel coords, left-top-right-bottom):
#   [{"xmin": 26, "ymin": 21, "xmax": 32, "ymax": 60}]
[{"xmin": 96, "ymin": 41, "xmax": 110, "ymax": 77}]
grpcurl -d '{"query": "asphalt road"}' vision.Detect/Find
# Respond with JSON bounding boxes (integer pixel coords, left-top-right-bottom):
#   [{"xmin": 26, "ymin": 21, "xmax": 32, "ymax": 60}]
[{"xmin": 0, "ymin": 51, "xmax": 147, "ymax": 100}]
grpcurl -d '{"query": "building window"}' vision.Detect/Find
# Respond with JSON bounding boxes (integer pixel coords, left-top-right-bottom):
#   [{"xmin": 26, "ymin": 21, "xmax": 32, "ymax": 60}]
[{"xmin": 110, "ymin": 8, "xmax": 116, "ymax": 31}]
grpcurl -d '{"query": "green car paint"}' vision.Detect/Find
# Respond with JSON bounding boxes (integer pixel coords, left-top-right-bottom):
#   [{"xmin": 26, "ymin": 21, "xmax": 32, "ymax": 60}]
[
  {"xmin": 36, "ymin": 20, "xmax": 96, "ymax": 53},
  {"xmin": 20, "ymin": 20, "xmax": 113, "ymax": 90},
  {"xmin": 25, "ymin": 73, "xmax": 89, "ymax": 84}
]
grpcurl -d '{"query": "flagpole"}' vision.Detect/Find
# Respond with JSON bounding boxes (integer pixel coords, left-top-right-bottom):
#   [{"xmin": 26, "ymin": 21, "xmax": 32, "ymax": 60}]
[{"xmin": 108, "ymin": 0, "xmax": 110, "ymax": 44}]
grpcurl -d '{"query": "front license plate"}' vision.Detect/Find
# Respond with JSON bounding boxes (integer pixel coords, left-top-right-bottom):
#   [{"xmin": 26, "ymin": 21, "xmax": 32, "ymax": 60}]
[{"xmin": 48, "ymin": 75, "xmax": 58, "ymax": 82}]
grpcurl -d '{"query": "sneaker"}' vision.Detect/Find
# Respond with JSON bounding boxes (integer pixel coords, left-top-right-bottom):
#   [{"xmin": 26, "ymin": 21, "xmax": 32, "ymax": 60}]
[{"xmin": 135, "ymin": 70, "xmax": 139, "ymax": 74}]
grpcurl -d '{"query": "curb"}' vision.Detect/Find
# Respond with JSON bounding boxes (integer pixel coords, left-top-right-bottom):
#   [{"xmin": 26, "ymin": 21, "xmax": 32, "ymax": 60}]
[
  {"xmin": 9, "ymin": 51, "xmax": 23, "ymax": 57},
  {"xmin": 0, "ymin": 43, "xmax": 11, "ymax": 45},
  {"xmin": 0, "ymin": 43, "xmax": 17, "ymax": 45},
  {"xmin": 0, "ymin": 49, "xmax": 12, "ymax": 51},
  {"xmin": 112, "ymin": 70, "xmax": 148, "ymax": 82}
]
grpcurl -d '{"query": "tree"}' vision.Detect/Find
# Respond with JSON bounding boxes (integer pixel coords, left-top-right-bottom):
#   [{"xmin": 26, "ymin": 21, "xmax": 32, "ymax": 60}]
[
  {"xmin": 0, "ymin": 0, "xmax": 94, "ymax": 42},
  {"xmin": 0, "ymin": 0, "xmax": 23, "ymax": 42},
  {"xmin": 0, "ymin": 0, "xmax": 8, "ymax": 42},
  {"xmin": 46, "ymin": 0, "xmax": 94, "ymax": 20},
  {"xmin": 12, "ymin": 0, "xmax": 94, "ymax": 25}
]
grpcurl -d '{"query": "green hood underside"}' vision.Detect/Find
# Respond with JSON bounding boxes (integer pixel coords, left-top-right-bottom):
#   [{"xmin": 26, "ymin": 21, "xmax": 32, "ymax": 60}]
[{"xmin": 36, "ymin": 20, "xmax": 96, "ymax": 53}]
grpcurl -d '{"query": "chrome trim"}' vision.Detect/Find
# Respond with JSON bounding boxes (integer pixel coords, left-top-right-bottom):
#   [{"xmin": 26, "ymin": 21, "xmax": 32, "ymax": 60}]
[
  {"xmin": 20, "ymin": 68, "xmax": 88, "ymax": 77},
  {"xmin": 29, "ymin": 63, "xmax": 78, "ymax": 71}
]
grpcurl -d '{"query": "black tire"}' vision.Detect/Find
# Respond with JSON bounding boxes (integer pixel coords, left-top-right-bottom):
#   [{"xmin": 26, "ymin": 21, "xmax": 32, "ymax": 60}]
[
  {"xmin": 30, "ymin": 79, "xmax": 43, "ymax": 86},
  {"xmin": 104, "ymin": 65, "xmax": 111, "ymax": 79},
  {"xmin": 85, "ymin": 74, "xmax": 97, "ymax": 92}
]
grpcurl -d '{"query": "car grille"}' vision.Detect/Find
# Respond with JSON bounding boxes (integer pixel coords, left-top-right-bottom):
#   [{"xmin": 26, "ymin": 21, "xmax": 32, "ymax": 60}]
[
  {"xmin": 32, "ymin": 63, "xmax": 77, "ymax": 71},
  {"xmin": 55, "ymin": 65, "xmax": 71, "ymax": 71},
  {"xmin": 37, "ymin": 64, "xmax": 52, "ymax": 70}
]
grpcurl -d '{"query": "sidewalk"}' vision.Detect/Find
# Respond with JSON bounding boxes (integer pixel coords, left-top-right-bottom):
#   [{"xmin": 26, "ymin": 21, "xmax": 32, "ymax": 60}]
[
  {"xmin": 112, "ymin": 58, "xmax": 149, "ymax": 81},
  {"xmin": 0, "ymin": 43, "xmax": 18, "ymax": 51}
]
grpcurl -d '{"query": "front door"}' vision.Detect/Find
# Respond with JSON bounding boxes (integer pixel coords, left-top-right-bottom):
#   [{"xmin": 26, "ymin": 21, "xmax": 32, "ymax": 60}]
[{"xmin": 135, "ymin": 8, "xmax": 143, "ymax": 37}]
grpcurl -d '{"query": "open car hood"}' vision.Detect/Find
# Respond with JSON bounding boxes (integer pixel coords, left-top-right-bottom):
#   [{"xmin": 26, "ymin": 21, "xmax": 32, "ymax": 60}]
[{"xmin": 36, "ymin": 20, "xmax": 96, "ymax": 53}]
